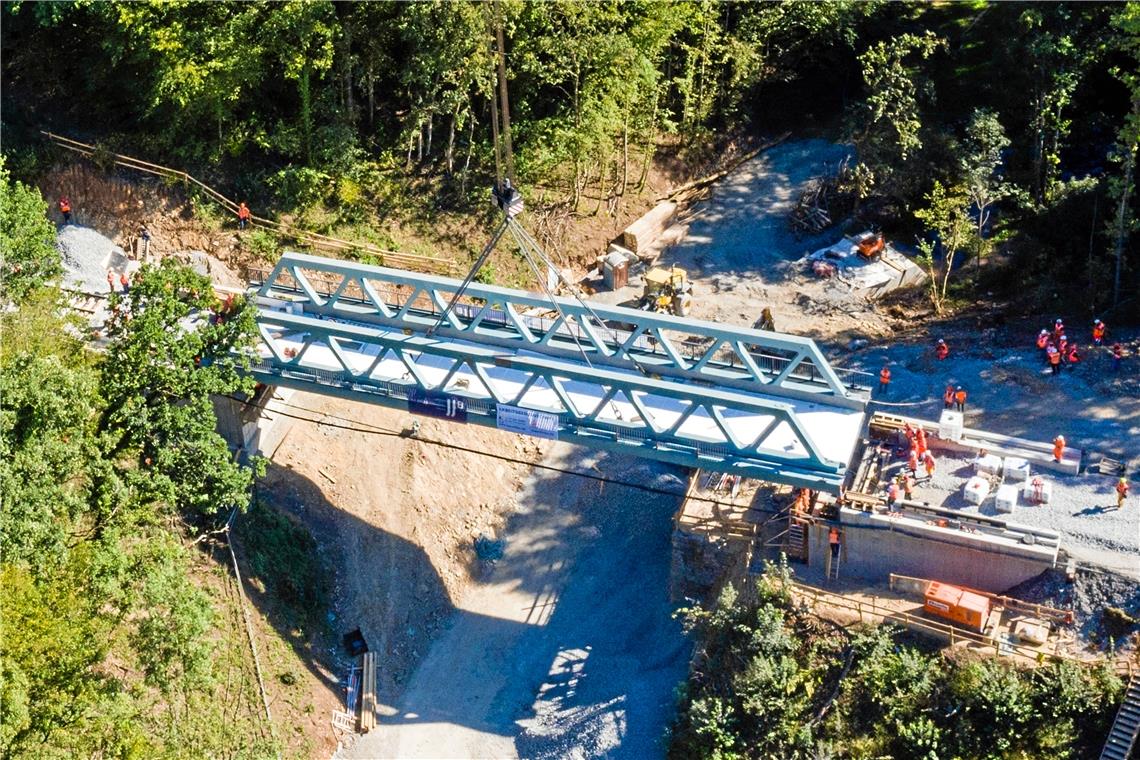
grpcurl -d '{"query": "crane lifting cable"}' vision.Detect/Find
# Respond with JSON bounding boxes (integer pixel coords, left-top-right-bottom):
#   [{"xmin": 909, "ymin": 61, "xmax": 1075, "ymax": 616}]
[{"xmin": 424, "ymin": 5, "xmax": 656, "ymax": 388}]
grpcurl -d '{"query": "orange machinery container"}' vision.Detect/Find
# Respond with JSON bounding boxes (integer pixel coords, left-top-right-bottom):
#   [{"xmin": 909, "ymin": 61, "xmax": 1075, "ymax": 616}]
[{"xmin": 923, "ymin": 582, "xmax": 991, "ymax": 633}]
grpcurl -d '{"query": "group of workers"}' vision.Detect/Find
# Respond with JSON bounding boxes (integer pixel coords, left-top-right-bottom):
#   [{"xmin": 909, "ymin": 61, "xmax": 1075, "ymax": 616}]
[
  {"xmin": 1034, "ymin": 318, "xmax": 1125, "ymax": 374},
  {"xmin": 106, "ymin": 270, "xmax": 130, "ymax": 295}
]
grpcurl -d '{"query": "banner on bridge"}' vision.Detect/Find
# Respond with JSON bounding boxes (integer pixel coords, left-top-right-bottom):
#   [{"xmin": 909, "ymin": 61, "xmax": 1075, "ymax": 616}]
[
  {"xmin": 408, "ymin": 389, "xmax": 467, "ymax": 422},
  {"xmin": 496, "ymin": 404, "xmax": 559, "ymax": 440}
]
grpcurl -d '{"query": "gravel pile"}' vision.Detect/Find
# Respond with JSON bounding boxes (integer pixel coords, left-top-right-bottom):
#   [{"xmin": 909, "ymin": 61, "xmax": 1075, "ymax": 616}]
[
  {"xmin": 1006, "ymin": 567, "xmax": 1140, "ymax": 642},
  {"xmin": 56, "ymin": 224, "xmax": 138, "ymax": 295}
]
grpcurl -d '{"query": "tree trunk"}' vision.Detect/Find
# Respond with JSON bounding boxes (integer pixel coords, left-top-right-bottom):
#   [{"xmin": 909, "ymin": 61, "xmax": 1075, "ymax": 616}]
[
  {"xmin": 426, "ymin": 111, "xmax": 434, "ymax": 159},
  {"xmin": 1112, "ymin": 144, "xmax": 1135, "ymax": 308},
  {"xmin": 300, "ymin": 63, "xmax": 313, "ymax": 164},
  {"xmin": 621, "ymin": 112, "xmax": 629, "ymax": 197},
  {"xmin": 343, "ymin": 22, "xmax": 355, "ymax": 125},
  {"xmin": 367, "ymin": 65, "xmax": 375, "ymax": 131},
  {"xmin": 416, "ymin": 118, "xmax": 423, "ymax": 163},
  {"xmin": 460, "ymin": 110, "xmax": 475, "ymax": 195},
  {"xmin": 446, "ymin": 106, "xmax": 458, "ymax": 175}
]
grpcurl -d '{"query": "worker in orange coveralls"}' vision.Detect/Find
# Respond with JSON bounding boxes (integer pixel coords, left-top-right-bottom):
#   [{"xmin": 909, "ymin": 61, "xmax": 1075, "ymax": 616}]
[
  {"xmin": 1053, "ymin": 435, "xmax": 1065, "ymax": 463},
  {"xmin": 923, "ymin": 451, "xmax": 936, "ymax": 480},
  {"xmin": 1092, "ymin": 319, "xmax": 1106, "ymax": 347},
  {"xmin": 943, "ymin": 384, "xmax": 954, "ymax": 409},
  {"xmin": 935, "ymin": 338, "xmax": 949, "ymax": 360},
  {"xmin": 1116, "ymin": 478, "xmax": 1129, "ymax": 509}
]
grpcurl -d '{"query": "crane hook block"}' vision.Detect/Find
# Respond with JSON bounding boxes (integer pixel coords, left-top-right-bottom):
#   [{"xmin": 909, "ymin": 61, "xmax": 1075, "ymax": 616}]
[{"xmin": 492, "ymin": 178, "xmax": 525, "ymax": 218}]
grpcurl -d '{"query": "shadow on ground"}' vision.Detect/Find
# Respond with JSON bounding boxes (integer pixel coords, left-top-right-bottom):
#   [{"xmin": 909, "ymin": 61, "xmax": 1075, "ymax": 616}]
[{"xmin": 245, "ymin": 446, "xmax": 693, "ymax": 759}]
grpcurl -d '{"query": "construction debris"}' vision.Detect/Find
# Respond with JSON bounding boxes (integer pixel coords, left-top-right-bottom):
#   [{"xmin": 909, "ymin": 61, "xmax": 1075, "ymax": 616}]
[{"xmin": 804, "ymin": 231, "xmax": 926, "ymax": 297}]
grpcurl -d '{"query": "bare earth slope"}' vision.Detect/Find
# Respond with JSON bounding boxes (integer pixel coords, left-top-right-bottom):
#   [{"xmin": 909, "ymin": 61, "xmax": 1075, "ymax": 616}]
[{"xmin": 339, "ymin": 447, "xmax": 691, "ymax": 759}]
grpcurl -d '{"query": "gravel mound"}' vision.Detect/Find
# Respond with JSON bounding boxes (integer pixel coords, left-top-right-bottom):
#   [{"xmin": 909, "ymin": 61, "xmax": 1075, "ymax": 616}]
[
  {"xmin": 1006, "ymin": 567, "xmax": 1140, "ymax": 642},
  {"xmin": 56, "ymin": 224, "xmax": 138, "ymax": 294}
]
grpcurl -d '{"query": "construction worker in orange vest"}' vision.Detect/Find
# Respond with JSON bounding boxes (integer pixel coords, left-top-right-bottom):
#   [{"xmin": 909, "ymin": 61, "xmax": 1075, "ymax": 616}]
[
  {"xmin": 1117, "ymin": 478, "xmax": 1130, "ymax": 509},
  {"xmin": 829, "ymin": 526, "xmax": 841, "ymax": 558},
  {"xmin": 879, "ymin": 365, "xmax": 891, "ymax": 395},
  {"xmin": 1052, "ymin": 318, "xmax": 1064, "ymax": 340},
  {"xmin": 237, "ymin": 201, "xmax": 251, "ymax": 230},
  {"xmin": 935, "ymin": 338, "xmax": 949, "ymax": 360},
  {"xmin": 1066, "ymin": 342, "xmax": 1080, "ymax": 368},
  {"xmin": 1047, "ymin": 345, "xmax": 1061, "ymax": 375},
  {"xmin": 1092, "ymin": 319, "xmax": 1106, "ymax": 347},
  {"xmin": 954, "ymin": 386, "xmax": 967, "ymax": 412},
  {"xmin": 943, "ymin": 384, "xmax": 954, "ymax": 409},
  {"xmin": 907, "ymin": 447, "xmax": 919, "ymax": 476},
  {"xmin": 915, "ymin": 426, "xmax": 927, "ymax": 456},
  {"xmin": 59, "ymin": 196, "xmax": 71, "ymax": 223},
  {"xmin": 1035, "ymin": 329, "xmax": 1049, "ymax": 355},
  {"xmin": 923, "ymin": 450, "xmax": 936, "ymax": 480},
  {"xmin": 1053, "ymin": 435, "xmax": 1065, "ymax": 463}
]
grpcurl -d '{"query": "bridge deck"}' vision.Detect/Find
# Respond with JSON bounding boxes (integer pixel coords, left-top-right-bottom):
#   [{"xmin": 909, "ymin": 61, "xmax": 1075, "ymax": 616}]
[{"xmin": 253, "ymin": 306, "xmax": 864, "ymax": 487}]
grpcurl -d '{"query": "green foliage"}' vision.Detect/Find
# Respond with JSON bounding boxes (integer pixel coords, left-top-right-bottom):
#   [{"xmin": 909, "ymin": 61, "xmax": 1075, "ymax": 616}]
[
  {"xmin": 0, "ymin": 265, "xmax": 283, "ymax": 757},
  {"xmin": 850, "ymin": 31, "xmax": 946, "ymax": 200},
  {"xmin": 915, "ymin": 180, "xmax": 975, "ymax": 314},
  {"xmin": 237, "ymin": 500, "xmax": 329, "ymax": 628},
  {"xmin": 0, "ymin": 158, "xmax": 61, "ymax": 304},
  {"xmin": 242, "ymin": 227, "xmax": 281, "ymax": 263},
  {"xmin": 672, "ymin": 567, "xmax": 1124, "ymax": 759},
  {"xmin": 101, "ymin": 259, "xmax": 259, "ymax": 518}
]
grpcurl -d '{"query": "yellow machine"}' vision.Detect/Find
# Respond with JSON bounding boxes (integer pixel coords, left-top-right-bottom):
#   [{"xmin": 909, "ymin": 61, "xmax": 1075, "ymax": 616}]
[{"xmin": 641, "ymin": 265, "xmax": 693, "ymax": 317}]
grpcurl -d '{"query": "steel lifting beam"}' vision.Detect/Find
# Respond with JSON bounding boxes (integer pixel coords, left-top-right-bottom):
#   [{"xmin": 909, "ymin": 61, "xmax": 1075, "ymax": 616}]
[
  {"xmin": 256, "ymin": 252, "xmax": 867, "ymax": 410},
  {"xmin": 250, "ymin": 308, "xmax": 851, "ymax": 491}
]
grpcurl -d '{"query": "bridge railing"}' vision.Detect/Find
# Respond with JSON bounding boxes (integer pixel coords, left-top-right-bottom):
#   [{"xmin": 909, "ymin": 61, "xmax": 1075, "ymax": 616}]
[{"xmin": 250, "ymin": 256, "xmax": 872, "ymax": 405}]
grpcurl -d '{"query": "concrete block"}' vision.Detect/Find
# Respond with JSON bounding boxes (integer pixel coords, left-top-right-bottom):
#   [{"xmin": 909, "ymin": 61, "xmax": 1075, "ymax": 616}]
[
  {"xmin": 964, "ymin": 476, "xmax": 990, "ymax": 505},
  {"xmin": 1022, "ymin": 477, "xmax": 1052, "ymax": 505},
  {"xmin": 974, "ymin": 454, "xmax": 1003, "ymax": 476},
  {"xmin": 995, "ymin": 484, "xmax": 1018, "ymax": 514},
  {"xmin": 939, "ymin": 410, "xmax": 964, "ymax": 442},
  {"xmin": 1004, "ymin": 457, "xmax": 1030, "ymax": 482}
]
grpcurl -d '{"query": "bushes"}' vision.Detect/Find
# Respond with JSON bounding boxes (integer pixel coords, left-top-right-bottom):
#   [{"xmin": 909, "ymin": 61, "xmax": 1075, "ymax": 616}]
[
  {"xmin": 671, "ymin": 565, "xmax": 1125, "ymax": 759},
  {"xmin": 236, "ymin": 500, "xmax": 329, "ymax": 629}
]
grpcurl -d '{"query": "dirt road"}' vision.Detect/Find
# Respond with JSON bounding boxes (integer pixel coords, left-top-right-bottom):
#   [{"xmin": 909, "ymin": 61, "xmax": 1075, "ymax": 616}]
[{"xmin": 340, "ymin": 446, "xmax": 691, "ymax": 759}]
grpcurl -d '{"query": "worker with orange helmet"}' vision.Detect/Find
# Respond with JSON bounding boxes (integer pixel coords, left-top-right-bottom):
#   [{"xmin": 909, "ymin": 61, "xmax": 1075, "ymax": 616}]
[
  {"xmin": 935, "ymin": 338, "xmax": 949, "ymax": 360},
  {"xmin": 879, "ymin": 365, "xmax": 891, "ymax": 395},
  {"xmin": 1117, "ymin": 478, "xmax": 1130, "ymax": 509},
  {"xmin": 1092, "ymin": 319, "xmax": 1106, "ymax": 347},
  {"xmin": 1053, "ymin": 435, "xmax": 1065, "ymax": 463}
]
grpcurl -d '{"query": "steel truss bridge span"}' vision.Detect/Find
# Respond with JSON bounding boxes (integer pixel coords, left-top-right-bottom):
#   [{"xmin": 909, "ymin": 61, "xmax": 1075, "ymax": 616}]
[{"xmin": 250, "ymin": 252, "xmax": 869, "ymax": 492}]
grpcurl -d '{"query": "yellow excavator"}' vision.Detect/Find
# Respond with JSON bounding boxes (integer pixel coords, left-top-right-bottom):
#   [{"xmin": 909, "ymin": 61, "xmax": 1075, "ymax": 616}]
[{"xmin": 640, "ymin": 265, "xmax": 693, "ymax": 317}]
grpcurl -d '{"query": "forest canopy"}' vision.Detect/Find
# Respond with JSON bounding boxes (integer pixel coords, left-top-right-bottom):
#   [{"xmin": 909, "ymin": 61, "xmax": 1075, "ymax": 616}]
[{"xmin": 2, "ymin": 1, "xmax": 1137, "ymax": 313}]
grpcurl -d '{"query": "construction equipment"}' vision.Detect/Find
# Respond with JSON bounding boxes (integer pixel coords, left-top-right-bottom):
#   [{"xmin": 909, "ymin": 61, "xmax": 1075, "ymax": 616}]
[
  {"xmin": 639, "ymin": 265, "xmax": 693, "ymax": 317},
  {"xmin": 856, "ymin": 231, "xmax": 885, "ymax": 261}
]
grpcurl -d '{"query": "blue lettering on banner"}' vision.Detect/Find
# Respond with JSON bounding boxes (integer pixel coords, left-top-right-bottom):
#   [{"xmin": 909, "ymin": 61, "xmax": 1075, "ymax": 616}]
[
  {"xmin": 408, "ymin": 389, "xmax": 467, "ymax": 422},
  {"xmin": 496, "ymin": 404, "xmax": 559, "ymax": 440}
]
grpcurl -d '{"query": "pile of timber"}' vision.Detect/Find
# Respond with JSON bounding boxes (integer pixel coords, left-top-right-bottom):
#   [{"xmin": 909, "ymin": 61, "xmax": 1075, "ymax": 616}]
[
  {"xmin": 790, "ymin": 179, "xmax": 832, "ymax": 233},
  {"xmin": 359, "ymin": 652, "xmax": 377, "ymax": 732},
  {"xmin": 620, "ymin": 201, "xmax": 677, "ymax": 258}
]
